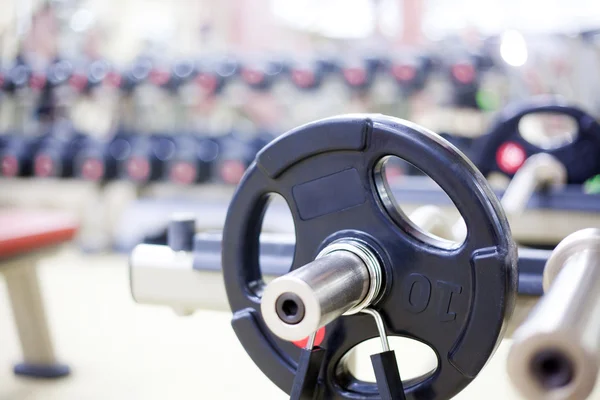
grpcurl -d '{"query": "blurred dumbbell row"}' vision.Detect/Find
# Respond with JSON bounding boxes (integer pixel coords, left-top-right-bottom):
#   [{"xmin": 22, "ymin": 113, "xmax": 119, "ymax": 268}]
[
  {"xmin": 0, "ymin": 51, "xmax": 493, "ymax": 100},
  {"xmin": 0, "ymin": 131, "xmax": 273, "ymax": 185},
  {"xmin": 1, "ymin": 128, "xmax": 482, "ymax": 184},
  {"xmin": 0, "ymin": 51, "xmax": 492, "ymax": 184}
]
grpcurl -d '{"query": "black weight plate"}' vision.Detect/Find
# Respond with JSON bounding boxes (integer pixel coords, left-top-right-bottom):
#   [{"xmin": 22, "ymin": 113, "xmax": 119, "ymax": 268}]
[
  {"xmin": 472, "ymin": 99, "xmax": 600, "ymax": 183},
  {"xmin": 222, "ymin": 114, "xmax": 517, "ymax": 400}
]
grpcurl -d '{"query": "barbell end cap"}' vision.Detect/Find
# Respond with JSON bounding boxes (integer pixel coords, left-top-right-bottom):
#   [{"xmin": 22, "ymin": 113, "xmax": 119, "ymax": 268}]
[
  {"xmin": 542, "ymin": 228, "xmax": 600, "ymax": 291},
  {"xmin": 261, "ymin": 275, "xmax": 323, "ymax": 342},
  {"xmin": 508, "ymin": 228, "xmax": 600, "ymax": 400},
  {"xmin": 507, "ymin": 331, "xmax": 598, "ymax": 400}
]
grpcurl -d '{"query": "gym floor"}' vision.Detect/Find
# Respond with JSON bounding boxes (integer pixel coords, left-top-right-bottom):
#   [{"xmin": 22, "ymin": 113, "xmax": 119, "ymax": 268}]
[{"xmin": 0, "ymin": 248, "xmax": 593, "ymax": 400}]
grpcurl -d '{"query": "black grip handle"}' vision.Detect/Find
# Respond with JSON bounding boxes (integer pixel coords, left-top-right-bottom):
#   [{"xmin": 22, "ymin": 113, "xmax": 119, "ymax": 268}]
[
  {"xmin": 290, "ymin": 347, "xmax": 325, "ymax": 400},
  {"xmin": 371, "ymin": 350, "xmax": 406, "ymax": 400}
]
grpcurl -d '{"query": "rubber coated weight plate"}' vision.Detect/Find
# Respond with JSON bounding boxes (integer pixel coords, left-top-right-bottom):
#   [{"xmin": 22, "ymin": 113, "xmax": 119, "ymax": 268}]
[
  {"xmin": 472, "ymin": 99, "xmax": 600, "ymax": 183},
  {"xmin": 222, "ymin": 114, "xmax": 517, "ymax": 400}
]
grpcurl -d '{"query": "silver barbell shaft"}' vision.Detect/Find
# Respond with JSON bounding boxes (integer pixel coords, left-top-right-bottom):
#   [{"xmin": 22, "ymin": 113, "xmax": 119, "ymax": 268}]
[
  {"xmin": 507, "ymin": 228, "xmax": 600, "ymax": 400},
  {"xmin": 129, "ymin": 209, "xmax": 436, "ymax": 316},
  {"xmin": 260, "ymin": 240, "xmax": 382, "ymax": 342},
  {"xmin": 501, "ymin": 153, "xmax": 567, "ymax": 215},
  {"xmin": 449, "ymin": 154, "xmax": 567, "ymax": 241},
  {"xmin": 408, "ymin": 205, "xmax": 454, "ymax": 239}
]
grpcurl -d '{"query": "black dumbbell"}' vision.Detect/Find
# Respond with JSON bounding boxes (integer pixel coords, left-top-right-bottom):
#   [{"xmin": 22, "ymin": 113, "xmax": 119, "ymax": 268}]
[
  {"xmin": 340, "ymin": 56, "xmax": 381, "ymax": 91},
  {"xmin": 165, "ymin": 135, "xmax": 219, "ymax": 185},
  {"xmin": 240, "ymin": 58, "xmax": 288, "ymax": 91},
  {"xmin": 33, "ymin": 132, "xmax": 90, "ymax": 178},
  {"xmin": 119, "ymin": 135, "xmax": 174, "ymax": 183},
  {"xmin": 289, "ymin": 58, "xmax": 332, "ymax": 91},
  {"xmin": 149, "ymin": 58, "xmax": 203, "ymax": 96},
  {"xmin": 195, "ymin": 56, "xmax": 238, "ymax": 95},
  {"xmin": 46, "ymin": 59, "xmax": 73, "ymax": 89},
  {"xmin": 68, "ymin": 59, "xmax": 111, "ymax": 94},
  {"xmin": 389, "ymin": 54, "xmax": 432, "ymax": 95},
  {"xmin": 117, "ymin": 57, "xmax": 153, "ymax": 93},
  {"xmin": 445, "ymin": 51, "xmax": 494, "ymax": 109},
  {"xmin": 3, "ymin": 56, "xmax": 32, "ymax": 93},
  {"xmin": 213, "ymin": 132, "xmax": 261, "ymax": 185},
  {"xmin": 0, "ymin": 135, "xmax": 41, "ymax": 178},
  {"xmin": 73, "ymin": 132, "xmax": 136, "ymax": 182},
  {"xmin": 74, "ymin": 140, "xmax": 113, "ymax": 182},
  {"xmin": 42, "ymin": 58, "xmax": 76, "ymax": 114},
  {"xmin": 2, "ymin": 54, "xmax": 49, "ymax": 93},
  {"xmin": 168, "ymin": 59, "xmax": 196, "ymax": 91}
]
